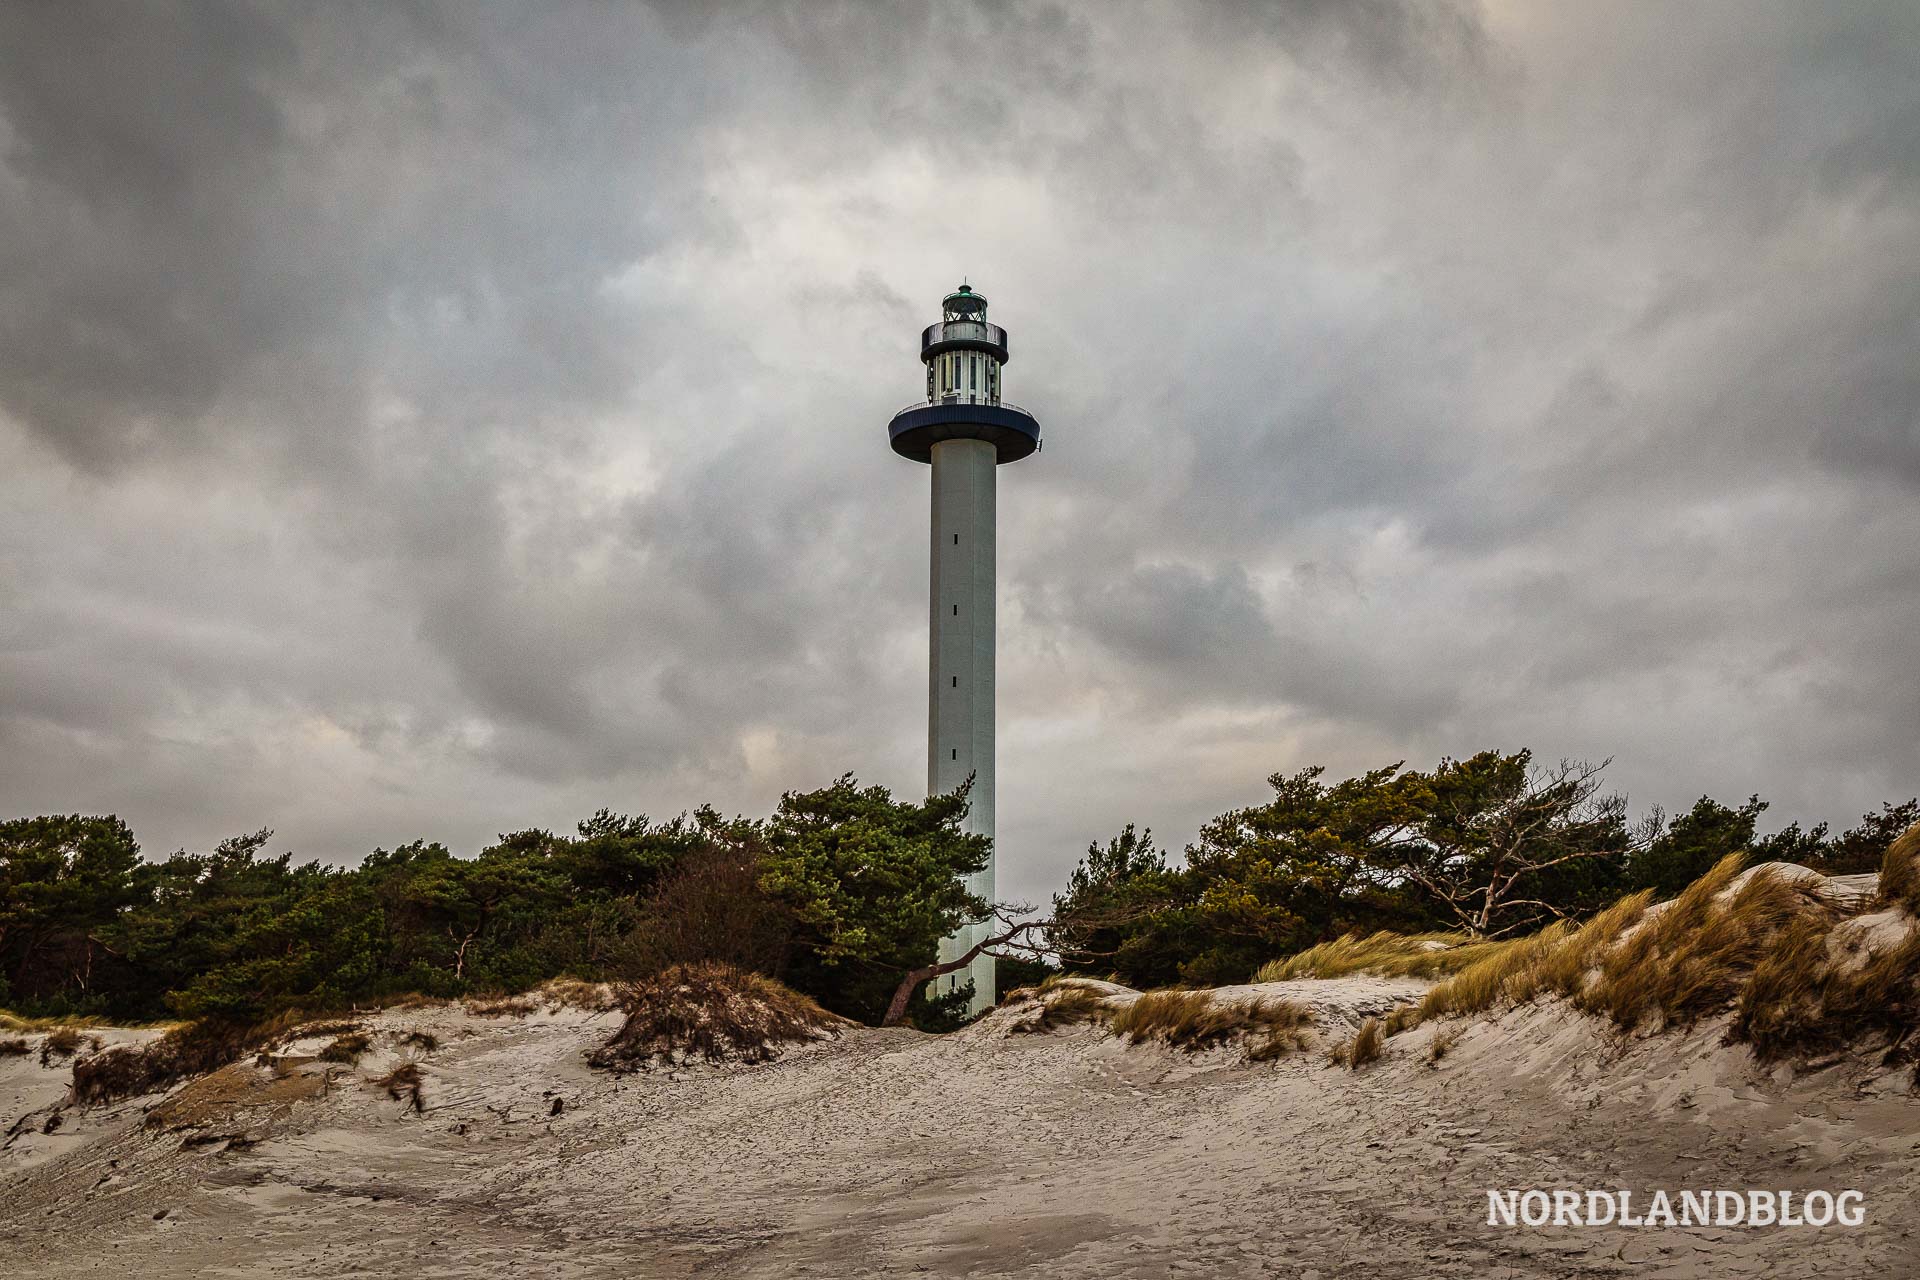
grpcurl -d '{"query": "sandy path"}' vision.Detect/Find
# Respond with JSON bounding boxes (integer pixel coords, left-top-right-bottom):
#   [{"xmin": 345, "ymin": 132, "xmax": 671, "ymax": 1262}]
[{"xmin": 2, "ymin": 984, "xmax": 1916, "ymax": 1279}]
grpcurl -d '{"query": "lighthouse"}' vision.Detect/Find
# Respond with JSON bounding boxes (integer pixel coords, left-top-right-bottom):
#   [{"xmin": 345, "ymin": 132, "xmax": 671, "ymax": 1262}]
[{"xmin": 887, "ymin": 284, "xmax": 1041, "ymax": 1017}]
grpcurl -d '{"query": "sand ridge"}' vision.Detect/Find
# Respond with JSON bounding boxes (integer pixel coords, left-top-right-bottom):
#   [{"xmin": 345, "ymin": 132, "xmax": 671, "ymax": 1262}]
[{"xmin": 3, "ymin": 977, "xmax": 1917, "ymax": 1278}]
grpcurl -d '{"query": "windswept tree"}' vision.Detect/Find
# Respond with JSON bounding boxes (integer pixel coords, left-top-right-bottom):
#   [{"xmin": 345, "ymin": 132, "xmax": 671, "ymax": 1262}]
[
  {"xmin": 1395, "ymin": 752, "xmax": 1644, "ymax": 938},
  {"xmin": 759, "ymin": 774, "xmax": 990, "ymax": 1024}
]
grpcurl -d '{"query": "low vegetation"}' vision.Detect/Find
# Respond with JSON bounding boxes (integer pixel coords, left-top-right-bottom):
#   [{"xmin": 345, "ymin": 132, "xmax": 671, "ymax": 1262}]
[
  {"xmin": 464, "ymin": 997, "xmax": 535, "ymax": 1018},
  {"xmin": 1326, "ymin": 1018, "xmax": 1384, "ymax": 1069},
  {"xmin": 1007, "ymin": 978, "xmax": 1113, "ymax": 1035},
  {"xmin": 1880, "ymin": 824, "xmax": 1920, "ymax": 915},
  {"xmin": 589, "ymin": 962, "xmax": 844, "ymax": 1071},
  {"xmin": 1256, "ymin": 932, "xmax": 1515, "ymax": 983},
  {"xmin": 1346, "ymin": 832, "xmax": 1920, "ymax": 1065},
  {"xmin": 71, "ymin": 1019, "xmax": 264, "ymax": 1105},
  {"xmin": 373, "ymin": 1061, "xmax": 425, "ymax": 1113},
  {"xmin": 1108, "ymin": 989, "xmax": 1311, "ymax": 1054},
  {"xmin": 0, "ymin": 1036, "xmax": 29, "ymax": 1056},
  {"xmin": 317, "ymin": 1031, "xmax": 372, "ymax": 1063},
  {"xmin": 38, "ymin": 1026, "xmax": 82, "ymax": 1065}
]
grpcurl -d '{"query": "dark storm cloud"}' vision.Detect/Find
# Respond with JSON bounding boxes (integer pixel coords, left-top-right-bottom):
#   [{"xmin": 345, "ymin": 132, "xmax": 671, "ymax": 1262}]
[{"xmin": 1, "ymin": 1, "xmax": 1915, "ymax": 905}]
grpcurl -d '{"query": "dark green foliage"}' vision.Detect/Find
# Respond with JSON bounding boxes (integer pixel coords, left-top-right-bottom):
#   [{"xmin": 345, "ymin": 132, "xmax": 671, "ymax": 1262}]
[
  {"xmin": 1055, "ymin": 751, "xmax": 1912, "ymax": 989},
  {"xmin": 1, "ymin": 776, "xmax": 993, "ymax": 1032},
  {"xmin": 759, "ymin": 774, "xmax": 990, "ymax": 1024},
  {"xmin": 1625, "ymin": 795, "xmax": 1765, "ymax": 898},
  {"xmin": 0, "ymin": 815, "xmax": 144, "ymax": 1014},
  {"xmin": 1820, "ymin": 799, "xmax": 1920, "ymax": 875}
]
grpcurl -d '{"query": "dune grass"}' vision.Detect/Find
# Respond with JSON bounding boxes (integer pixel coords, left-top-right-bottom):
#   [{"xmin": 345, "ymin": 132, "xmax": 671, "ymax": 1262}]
[
  {"xmin": 38, "ymin": 1026, "xmax": 84, "ymax": 1065},
  {"xmin": 1108, "ymin": 989, "xmax": 1311, "ymax": 1053},
  {"xmin": 538, "ymin": 978, "xmax": 619, "ymax": 1011},
  {"xmin": 373, "ymin": 1061, "xmax": 426, "ymax": 1113},
  {"xmin": 1327, "ymin": 1018, "xmax": 1384, "ymax": 1069},
  {"xmin": 1881, "ymin": 823, "xmax": 1920, "ymax": 915},
  {"xmin": 1008, "ymin": 979, "xmax": 1113, "ymax": 1035},
  {"xmin": 1577, "ymin": 856, "xmax": 1832, "ymax": 1031},
  {"xmin": 1386, "ymin": 845, "xmax": 1920, "ymax": 1062},
  {"xmin": 71, "ymin": 1018, "xmax": 265, "ymax": 1105},
  {"xmin": 317, "ymin": 1031, "xmax": 372, "ymax": 1064},
  {"xmin": 1256, "ymin": 932, "xmax": 1520, "ymax": 983}
]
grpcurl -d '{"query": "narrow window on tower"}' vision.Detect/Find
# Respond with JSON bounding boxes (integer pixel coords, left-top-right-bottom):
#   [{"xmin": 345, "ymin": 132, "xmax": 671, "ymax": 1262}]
[
  {"xmin": 952, "ymin": 749, "xmax": 958, "ymax": 760},
  {"xmin": 952, "ymin": 676, "xmax": 958, "ymax": 687},
  {"xmin": 953, "ymin": 533, "xmax": 959, "ymax": 544},
  {"xmin": 969, "ymin": 356, "xmax": 977, "ymax": 391},
  {"xmin": 953, "ymin": 604, "xmax": 958, "ymax": 615}
]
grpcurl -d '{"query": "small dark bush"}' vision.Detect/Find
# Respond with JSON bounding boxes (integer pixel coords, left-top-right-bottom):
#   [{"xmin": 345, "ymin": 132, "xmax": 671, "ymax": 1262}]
[
  {"xmin": 590, "ymin": 963, "xmax": 841, "ymax": 1071},
  {"xmin": 374, "ymin": 1061, "xmax": 425, "ymax": 1113},
  {"xmin": 39, "ymin": 1027, "xmax": 82, "ymax": 1066},
  {"xmin": 71, "ymin": 1020, "xmax": 260, "ymax": 1106},
  {"xmin": 317, "ymin": 1031, "xmax": 371, "ymax": 1063}
]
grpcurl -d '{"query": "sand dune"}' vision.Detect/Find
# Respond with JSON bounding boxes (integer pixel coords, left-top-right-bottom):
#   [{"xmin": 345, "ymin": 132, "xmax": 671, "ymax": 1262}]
[{"xmin": 4, "ymin": 967, "xmax": 1916, "ymax": 1279}]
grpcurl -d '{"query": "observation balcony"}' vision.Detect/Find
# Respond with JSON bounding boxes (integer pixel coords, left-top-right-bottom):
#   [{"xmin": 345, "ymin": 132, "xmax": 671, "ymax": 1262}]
[{"xmin": 887, "ymin": 397, "xmax": 1040, "ymax": 465}]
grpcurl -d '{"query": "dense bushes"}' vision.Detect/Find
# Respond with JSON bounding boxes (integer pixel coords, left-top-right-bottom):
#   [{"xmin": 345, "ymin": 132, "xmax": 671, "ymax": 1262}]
[
  {"xmin": 1053, "ymin": 750, "xmax": 1914, "ymax": 989},
  {"xmin": 5, "ymin": 749, "xmax": 1910, "ymax": 1036},
  {"xmin": 0, "ymin": 774, "xmax": 988, "ymax": 1029}
]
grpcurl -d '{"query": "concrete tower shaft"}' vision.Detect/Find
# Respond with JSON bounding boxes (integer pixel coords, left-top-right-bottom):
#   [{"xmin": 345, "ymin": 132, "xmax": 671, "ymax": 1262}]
[
  {"xmin": 927, "ymin": 436, "xmax": 997, "ymax": 1007},
  {"xmin": 886, "ymin": 284, "xmax": 1040, "ymax": 1017}
]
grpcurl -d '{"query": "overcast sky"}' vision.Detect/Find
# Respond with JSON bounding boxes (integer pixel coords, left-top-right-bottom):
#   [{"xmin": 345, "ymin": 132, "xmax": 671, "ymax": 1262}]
[{"xmin": 2, "ymin": 2, "xmax": 1915, "ymax": 905}]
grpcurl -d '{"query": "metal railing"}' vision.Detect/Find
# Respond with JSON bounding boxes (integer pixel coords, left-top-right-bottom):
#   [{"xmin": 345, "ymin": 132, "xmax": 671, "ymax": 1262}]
[
  {"xmin": 893, "ymin": 397, "xmax": 1036, "ymax": 417},
  {"xmin": 921, "ymin": 320, "xmax": 1008, "ymax": 352}
]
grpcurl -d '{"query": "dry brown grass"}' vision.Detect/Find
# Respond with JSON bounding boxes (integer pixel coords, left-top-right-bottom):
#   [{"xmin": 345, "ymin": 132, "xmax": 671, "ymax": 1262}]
[
  {"xmin": 38, "ymin": 1026, "xmax": 83, "ymax": 1066},
  {"xmin": 0, "ymin": 1010, "xmax": 123, "ymax": 1033},
  {"xmin": 1403, "ymin": 852, "xmax": 1915, "ymax": 1062},
  {"xmin": 373, "ymin": 1061, "xmax": 425, "ymax": 1113},
  {"xmin": 1349, "ymin": 1018, "xmax": 1385, "ymax": 1068},
  {"xmin": 465, "ymin": 996, "xmax": 536, "ymax": 1018},
  {"xmin": 399, "ymin": 1030, "xmax": 438, "ymax": 1052},
  {"xmin": 1407, "ymin": 888, "xmax": 1659, "ymax": 1027},
  {"xmin": 589, "ymin": 963, "xmax": 844, "ymax": 1072},
  {"xmin": 284, "ymin": 1019, "xmax": 361, "ymax": 1041},
  {"xmin": 384, "ymin": 992, "xmax": 449, "ymax": 1010},
  {"xmin": 1008, "ymin": 981, "xmax": 1113, "ymax": 1036},
  {"xmin": 1108, "ymin": 989, "xmax": 1311, "ymax": 1054},
  {"xmin": 1325, "ymin": 1018, "xmax": 1386, "ymax": 1068},
  {"xmin": 1256, "ymin": 932, "xmax": 1517, "ymax": 983},
  {"xmin": 1426, "ymin": 1027, "xmax": 1460, "ymax": 1064},
  {"xmin": 1246, "ymin": 1015, "xmax": 1317, "ymax": 1063},
  {"xmin": 1414, "ymin": 921, "xmax": 1572, "ymax": 1023},
  {"xmin": 0, "ymin": 1037, "xmax": 29, "ymax": 1056},
  {"xmin": 1880, "ymin": 822, "xmax": 1920, "ymax": 914},
  {"xmin": 1732, "ymin": 911, "xmax": 1920, "ymax": 1060},
  {"xmin": 539, "ymin": 978, "xmax": 619, "ymax": 1011},
  {"xmin": 71, "ymin": 1019, "xmax": 265, "ymax": 1106},
  {"xmin": 317, "ymin": 1031, "xmax": 371, "ymax": 1064},
  {"xmin": 1409, "ymin": 857, "xmax": 1828, "ymax": 1035},
  {"xmin": 1578, "ymin": 858, "xmax": 1834, "ymax": 1031}
]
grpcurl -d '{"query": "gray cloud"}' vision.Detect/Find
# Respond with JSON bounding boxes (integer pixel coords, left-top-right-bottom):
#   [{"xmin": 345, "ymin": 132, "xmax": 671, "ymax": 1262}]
[{"xmin": 1, "ymin": 1, "xmax": 1915, "ymax": 905}]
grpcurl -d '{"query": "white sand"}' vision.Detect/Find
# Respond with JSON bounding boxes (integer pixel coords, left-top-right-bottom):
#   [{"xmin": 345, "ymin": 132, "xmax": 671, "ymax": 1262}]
[{"xmin": 3, "ymin": 978, "xmax": 1916, "ymax": 1279}]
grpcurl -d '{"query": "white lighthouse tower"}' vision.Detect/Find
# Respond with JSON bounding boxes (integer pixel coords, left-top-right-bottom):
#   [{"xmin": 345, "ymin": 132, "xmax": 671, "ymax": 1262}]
[{"xmin": 887, "ymin": 284, "xmax": 1041, "ymax": 1017}]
